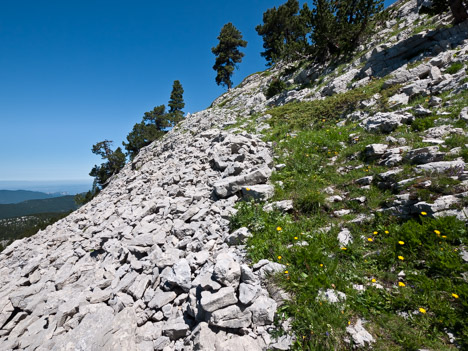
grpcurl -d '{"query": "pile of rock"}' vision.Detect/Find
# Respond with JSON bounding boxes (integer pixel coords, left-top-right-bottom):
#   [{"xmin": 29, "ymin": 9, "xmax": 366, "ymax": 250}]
[{"xmin": 0, "ymin": 111, "xmax": 289, "ymax": 350}]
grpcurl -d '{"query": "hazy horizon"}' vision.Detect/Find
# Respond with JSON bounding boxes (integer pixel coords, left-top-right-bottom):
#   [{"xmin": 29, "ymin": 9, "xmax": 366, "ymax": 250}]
[{"xmin": 0, "ymin": 180, "xmax": 93, "ymax": 194}]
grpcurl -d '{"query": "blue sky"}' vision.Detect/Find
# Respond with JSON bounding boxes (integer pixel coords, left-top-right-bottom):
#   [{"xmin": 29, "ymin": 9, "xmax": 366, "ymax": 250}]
[{"xmin": 0, "ymin": 0, "xmax": 395, "ymax": 184}]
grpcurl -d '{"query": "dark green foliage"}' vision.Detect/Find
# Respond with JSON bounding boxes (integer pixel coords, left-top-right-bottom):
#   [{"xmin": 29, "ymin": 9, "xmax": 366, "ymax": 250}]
[
  {"xmin": 0, "ymin": 197, "xmax": 77, "ymax": 220},
  {"xmin": 256, "ymin": 0, "xmax": 383, "ymax": 64},
  {"xmin": 168, "ymin": 80, "xmax": 185, "ymax": 123},
  {"xmin": 294, "ymin": 190, "xmax": 325, "ymax": 214},
  {"xmin": 411, "ymin": 117, "xmax": 435, "ymax": 131},
  {"xmin": 310, "ymin": 0, "xmax": 384, "ymax": 60},
  {"xmin": 212, "ymin": 23, "xmax": 247, "ymax": 89},
  {"xmin": 0, "ymin": 212, "xmax": 71, "ymax": 249},
  {"xmin": 255, "ymin": 0, "xmax": 309, "ymax": 65},
  {"xmin": 420, "ymin": 0, "xmax": 449, "ymax": 15},
  {"xmin": 123, "ymin": 105, "xmax": 168, "ymax": 159},
  {"xmin": 446, "ymin": 62, "xmax": 464, "ymax": 74},
  {"xmin": 266, "ymin": 78, "xmax": 287, "ymax": 98},
  {"xmin": 86, "ymin": 141, "xmax": 126, "ymax": 201},
  {"xmin": 448, "ymin": 0, "xmax": 468, "ymax": 24}
]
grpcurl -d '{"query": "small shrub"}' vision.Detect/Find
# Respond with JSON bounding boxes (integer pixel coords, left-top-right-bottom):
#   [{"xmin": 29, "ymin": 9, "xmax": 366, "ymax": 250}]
[
  {"xmin": 295, "ymin": 190, "xmax": 326, "ymax": 214},
  {"xmin": 266, "ymin": 79, "xmax": 287, "ymax": 99},
  {"xmin": 446, "ymin": 62, "xmax": 464, "ymax": 74},
  {"xmin": 411, "ymin": 117, "xmax": 434, "ymax": 131}
]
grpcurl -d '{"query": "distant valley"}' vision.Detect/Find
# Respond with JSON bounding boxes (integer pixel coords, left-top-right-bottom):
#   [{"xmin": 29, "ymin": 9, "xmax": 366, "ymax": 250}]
[
  {"xmin": 0, "ymin": 189, "xmax": 64, "ymax": 204},
  {"xmin": 0, "ymin": 191, "xmax": 80, "ymax": 251},
  {"xmin": 0, "ymin": 195, "xmax": 78, "ymax": 220}
]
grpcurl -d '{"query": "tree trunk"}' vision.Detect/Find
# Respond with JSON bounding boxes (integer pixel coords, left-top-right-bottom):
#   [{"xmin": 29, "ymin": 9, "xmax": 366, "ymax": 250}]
[{"xmin": 449, "ymin": 0, "xmax": 468, "ymax": 24}]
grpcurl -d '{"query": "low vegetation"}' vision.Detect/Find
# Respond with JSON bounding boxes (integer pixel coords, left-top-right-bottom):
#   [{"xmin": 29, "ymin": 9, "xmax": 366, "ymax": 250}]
[{"xmin": 230, "ymin": 79, "xmax": 468, "ymax": 349}]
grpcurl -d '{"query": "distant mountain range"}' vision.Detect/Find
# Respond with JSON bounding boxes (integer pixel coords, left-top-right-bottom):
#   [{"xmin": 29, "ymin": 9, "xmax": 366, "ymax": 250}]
[
  {"xmin": 0, "ymin": 190, "xmax": 64, "ymax": 204},
  {"xmin": 0, "ymin": 196, "xmax": 78, "ymax": 220}
]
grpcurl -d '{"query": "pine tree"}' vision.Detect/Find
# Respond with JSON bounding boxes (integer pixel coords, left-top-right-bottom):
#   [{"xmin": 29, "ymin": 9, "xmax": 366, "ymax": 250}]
[
  {"xmin": 212, "ymin": 23, "xmax": 247, "ymax": 89},
  {"xmin": 123, "ymin": 105, "xmax": 169, "ymax": 159},
  {"xmin": 256, "ymin": 0, "xmax": 308, "ymax": 65},
  {"xmin": 168, "ymin": 80, "xmax": 185, "ymax": 124},
  {"xmin": 448, "ymin": 0, "xmax": 468, "ymax": 23}
]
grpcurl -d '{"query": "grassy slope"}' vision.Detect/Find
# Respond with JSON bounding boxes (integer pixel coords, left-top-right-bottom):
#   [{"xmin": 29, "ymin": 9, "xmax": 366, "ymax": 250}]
[{"xmin": 229, "ymin": 66, "xmax": 468, "ymax": 349}]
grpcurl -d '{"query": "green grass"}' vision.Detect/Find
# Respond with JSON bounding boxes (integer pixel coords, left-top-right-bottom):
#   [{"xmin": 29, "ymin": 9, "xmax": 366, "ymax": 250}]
[
  {"xmin": 229, "ymin": 78, "xmax": 468, "ymax": 349},
  {"xmin": 446, "ymin": 62, "xmax": 464, "ymax": 75}
]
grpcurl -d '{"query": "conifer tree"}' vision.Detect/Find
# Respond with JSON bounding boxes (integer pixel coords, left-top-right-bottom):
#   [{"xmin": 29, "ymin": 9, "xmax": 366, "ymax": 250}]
[
  {"xmin": 123, "ymin": 105, "xmax": 168, "ymax": 159},
  {"xmin": 212, "ymin": 23, "xmax": 247, "ymax": 89},
  {"xmin": 309, "ymin": 0, "xmax": 383, "ymax": 60},
  {"xmin": 256, "ymin": 0, "xmax": 309, "ymax": 65},
  {"xmin": 168, "ymin": 80, "xmax": 185, "ymax": 124},
  {"xmin": 448, "ymin": 0, "xmax": 468, "ymax": 23}
]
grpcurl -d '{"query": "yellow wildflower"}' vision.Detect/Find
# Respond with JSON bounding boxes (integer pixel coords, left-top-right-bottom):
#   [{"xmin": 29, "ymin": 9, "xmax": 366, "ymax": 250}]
[
  {"xmin": 452, "ymin": 293, "xmax": 459, "ymax": 299},
  {"xmin": 442, "ymin": 235, "xmax": 447, "ymax": 238},
  {"xmin": 371, "ymin": 278, "xmax": 376, "ymax": 283},
  {"xmin": 373, "ymin": 231, "xmax": 378, "ymax": 235},
  {"xmin": 278, "ymin": 256, "xmax": 282, "ymax": 260},
  {"xmin": 421, "ymin": 211, "xmax": 427, "ymax": 216},
  {"xmin": 385, "ymin": 230, "xmax": 389, "ymax": 234},
  {"xmin": 320, "ymin": 264, "xmax": 323, "ymax": 267},
  {"xmin": 341, "ymin": 247, "xmax": 347, "ymax": 250},
  {"xmin": 294, "ymin": 237, "xmax": 298, "ymax": 240},
  {"xmin": 398, "ymin": 241, "xmax": 405, "ymax": 245},
  {"xmin": 398, "ymin": 255, "xmax": 404, "ymax": 261},
  {"xmin": 284, "ymin": 271, "xmax": 289, "ymax": 274},
  {"xmin": 398, "ymin": 282, "xmax": 406, "ymax": 287},
  {"xmin": 368, "ymin": 238, "xmax": 374, "ymax": 242},
  {"xmin": 419, "ymin": 307, "xmax": 427, "ymax": 314},
  {"xmin": 245, "ymin": 187, "xmax": 250, "ymax": 191},
  {"xmin": 434, "ymin": 230, "xmax": 441, "ymax": 235},
  {"xmin": 277, "ymin": 226, "xmax": 282, "ymax": 231}
]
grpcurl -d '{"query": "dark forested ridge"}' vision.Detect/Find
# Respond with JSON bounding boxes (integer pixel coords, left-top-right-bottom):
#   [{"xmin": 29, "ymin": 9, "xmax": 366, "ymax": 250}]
[
  {"xmin": 0, "ymin": 195, "xmax": 78, "ymax": 220},
  {"xmin": 0, "ymin": 190, "xmax": 62, "ymax": 204}
]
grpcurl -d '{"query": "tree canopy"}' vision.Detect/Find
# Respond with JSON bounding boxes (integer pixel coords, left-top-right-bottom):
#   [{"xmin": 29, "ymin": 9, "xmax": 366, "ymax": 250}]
[
  {"xmin": 257, "ymin": 0, "xmax": 383, "ymax": 64},
  {"xmin": 212, "ymin": 23, "xmax": 247, "ymax": 89},
  {"xmin": 256, "ymin": 0, "xmax": 309, "ymax": 65}
]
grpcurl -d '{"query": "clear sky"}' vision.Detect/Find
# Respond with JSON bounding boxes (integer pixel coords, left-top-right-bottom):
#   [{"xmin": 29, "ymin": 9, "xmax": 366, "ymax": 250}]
[{"xmin": 0, "ymin": 0, "xmax": 395, "ymax": 184}]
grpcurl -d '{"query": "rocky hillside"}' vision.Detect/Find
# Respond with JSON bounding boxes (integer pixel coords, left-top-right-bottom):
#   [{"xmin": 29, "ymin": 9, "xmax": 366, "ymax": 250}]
[{"xmin": 1, "ymin": 0, "xmax": 468, "ymax": 350}]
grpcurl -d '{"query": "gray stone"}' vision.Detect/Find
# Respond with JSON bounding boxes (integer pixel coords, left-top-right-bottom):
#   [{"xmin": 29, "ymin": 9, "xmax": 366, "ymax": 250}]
[
  {"xmin": 213, "ymin": 253, "xmax": 241, "ymax": 289},
  {"xmin": 361, "ymin": 112, "xmax": 412, "ymax": 133},
  {"xmin": 154, "ymin": 336, "xmax": 171, "ymax": 350},
  {"xmin": 317, "ymin": 289, "xmax": 346, "ymax": 303},
  {"xmin": 209, "ymin": 305, "xmax": 252, "ymax": 329},
  {"xmin": 89, "ymin": 288, "xmax": 112, "ymax": 304},
  {"xmin": 238, "ymin": 283, "xmax": 260, "ymax": 305},
  {"xmin": 160, "ymin": 259, "xmax": 192, "ymax": 292},
  {"xmin": 263, "ymin": 200, "xmax": 294, "ymax": 213},
  {"xmin": 346, "ymin": 319, "xmax": 375, "ymax": 348},
  {"xmin": 241, "ymin": 184, "xmax": 274, "ymax": 201},
  {"xmin": 337, "ymin": 228, "xmax": 353, "ymax": 246},
  {"xmin": 460, "ymin": 107, "xmax": 468, "ymax": 121},
  {"xmin": 388, "ymin": 93, "xmax": 409, "ymax": 106},
  {"xmin": 416, "ymin": 159, "xmax": 465, "ymax": 174},
  {"xmin": 218, "ymin": 335, "xmax": 264, "ymax": 351},
  {"xmin": 213, "ymin": 168, "xmax": 271, "ymax": 198},
  {"xmin": 364, "ymin": 144, "xmax": 388, "ymax": 160},
  {"xmin": 149, "ymin": 290, "xmax": 177, "ymax": 310},
  {"xmin": 256, "ymin": 260, "xmax": 285, "ymax": 279},
  {"xmin": 162, "ymin": 318, "xmax": 190, "ymax": 340},
  {"xmin": 225, "ymin": 227, "xmax": 252, "ymax": 245},
  {"xmin": 405, "ymin": 146, "xmax": 445, "ymax": 164},
  {"xmin": 201, "ymin": 287, "xmax": 238, "ymax": 313},
  {"xmin": 248, "ymin": 295, "xmax": 277, "ymax": 325}
]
